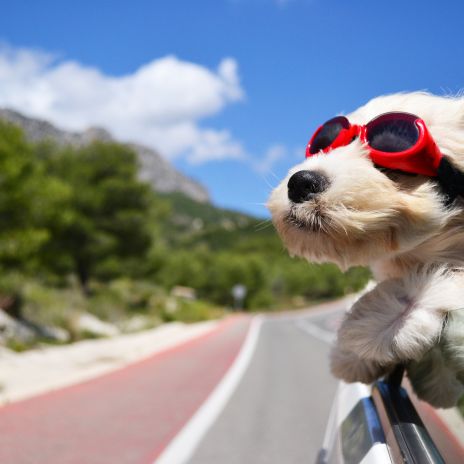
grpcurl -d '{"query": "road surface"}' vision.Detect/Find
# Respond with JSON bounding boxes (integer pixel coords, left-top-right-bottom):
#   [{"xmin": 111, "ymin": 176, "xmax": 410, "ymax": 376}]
[
  {"xmin": 188, "ymin": 303, "xmax": 343, "ymax": 464},
  {"xmin": 0, "ymin": 300, "xmax": 348, "ymax": 464}
]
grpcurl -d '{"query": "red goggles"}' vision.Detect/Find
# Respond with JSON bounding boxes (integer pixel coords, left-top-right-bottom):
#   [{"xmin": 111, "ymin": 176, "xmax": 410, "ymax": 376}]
[{"xmin": 306, "ymin": 112, "xmax": 443, "ymax": 177}]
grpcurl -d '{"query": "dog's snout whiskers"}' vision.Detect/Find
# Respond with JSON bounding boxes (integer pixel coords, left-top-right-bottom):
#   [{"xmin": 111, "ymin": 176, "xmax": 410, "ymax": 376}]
[{"xmin": 286, "ymin": 206, "xmax": 329, "ymax": 233}]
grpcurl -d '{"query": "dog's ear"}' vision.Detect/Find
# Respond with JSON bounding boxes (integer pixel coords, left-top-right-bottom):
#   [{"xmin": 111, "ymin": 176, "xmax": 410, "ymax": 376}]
[{"xmin": 437, "ymin": 155, "xmax": 464, "ymax": 204}]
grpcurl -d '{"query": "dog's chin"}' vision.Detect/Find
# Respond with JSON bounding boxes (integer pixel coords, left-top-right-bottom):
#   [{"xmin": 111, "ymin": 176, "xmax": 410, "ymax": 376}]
[
  {"xmin": 274, "ymin": 207, "xmax": 396, "ymax": 270},
  {"xmin": 285, "ymin": 205, "xmax": 329, "ymax": 233}
]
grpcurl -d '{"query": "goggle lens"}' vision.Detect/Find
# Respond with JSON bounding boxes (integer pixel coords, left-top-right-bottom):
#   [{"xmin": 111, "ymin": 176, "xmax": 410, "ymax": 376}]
[
  {"xmin": 365, "ymin": 113, "xmax": 419, "ymax": 153},
  {"xmin": 309, "ymin": 116, "xmax": 350, "ymax": 154}
]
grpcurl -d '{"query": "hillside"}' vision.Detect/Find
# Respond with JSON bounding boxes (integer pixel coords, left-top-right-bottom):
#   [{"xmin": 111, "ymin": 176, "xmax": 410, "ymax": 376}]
[
  {"xmin": 0, "ymin": 108, "xmax": 209, "ymax": 203},
  {"xmin": 159, "ymin": 192, "xmax": 276, "ymax": 251}
]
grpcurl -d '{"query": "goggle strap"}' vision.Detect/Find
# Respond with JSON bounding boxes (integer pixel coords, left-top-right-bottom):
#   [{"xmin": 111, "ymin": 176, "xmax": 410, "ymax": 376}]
[{"xmin": 437, "ymin": 156, "xmax": 464, "ymax": 204}]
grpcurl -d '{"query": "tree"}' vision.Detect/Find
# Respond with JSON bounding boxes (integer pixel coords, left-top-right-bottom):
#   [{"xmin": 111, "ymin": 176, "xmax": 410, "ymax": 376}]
[
  {"xmin": 0, "ymin": 122, "xmax": 68, "ymax": 271},
  {"xmin": 41, "ymin": 141, "xmax": 158, "ymax": 292}
]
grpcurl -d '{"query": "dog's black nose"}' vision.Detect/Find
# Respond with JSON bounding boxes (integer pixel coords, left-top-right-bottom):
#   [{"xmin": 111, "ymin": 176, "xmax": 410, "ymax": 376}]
[{"xmin": 287, "ymin": 170, "xmax": 329, "ymax": 203}]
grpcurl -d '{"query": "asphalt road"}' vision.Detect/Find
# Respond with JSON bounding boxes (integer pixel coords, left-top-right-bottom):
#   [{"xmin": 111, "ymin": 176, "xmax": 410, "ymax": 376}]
[
  {"xmin": 0, "ymin": 300, "xmax": 347, "ymax": 464},
  {"xmin": 188, "ymin": 302, "xmax": 344, "ymax": 464}
]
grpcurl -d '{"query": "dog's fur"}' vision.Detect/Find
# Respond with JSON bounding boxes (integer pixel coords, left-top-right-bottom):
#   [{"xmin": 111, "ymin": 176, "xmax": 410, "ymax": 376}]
[{"xmin": 268, "ymin": 92, "xmax": 464, "ymax": 407}]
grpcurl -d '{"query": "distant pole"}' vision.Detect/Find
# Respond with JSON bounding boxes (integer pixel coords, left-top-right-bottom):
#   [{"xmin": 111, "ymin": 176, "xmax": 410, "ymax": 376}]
[{"xmin": 231, "ymin": 284, "xmax": 247, "ymax": 310}]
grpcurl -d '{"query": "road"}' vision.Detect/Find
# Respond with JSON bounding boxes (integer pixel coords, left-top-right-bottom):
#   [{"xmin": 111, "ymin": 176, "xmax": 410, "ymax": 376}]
[
  {"xmin": 188, "ymin": 303, "xmax": 343, "ymax": 464},
  {"xmin": 0, "ymin": 300, "xmax": 348, "ymax": 464}
]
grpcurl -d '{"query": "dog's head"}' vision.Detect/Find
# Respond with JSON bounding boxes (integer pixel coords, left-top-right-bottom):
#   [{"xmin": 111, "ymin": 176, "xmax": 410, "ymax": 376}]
[{"xmin": 268, "ymin": 93, "xmax": 464, "ymax": 270}]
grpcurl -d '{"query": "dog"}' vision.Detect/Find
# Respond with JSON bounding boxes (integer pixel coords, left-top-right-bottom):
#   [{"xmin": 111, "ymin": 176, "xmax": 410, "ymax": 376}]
[{"xmin": 268, "ymin": 92, "xmax": 464, "ymax": 407}]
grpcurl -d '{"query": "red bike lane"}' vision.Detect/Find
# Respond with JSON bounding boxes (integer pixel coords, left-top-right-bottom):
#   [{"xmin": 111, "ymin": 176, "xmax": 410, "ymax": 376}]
[{"xmin": 0, "ymin": 315, "xmax": 251, "ymax": 464}]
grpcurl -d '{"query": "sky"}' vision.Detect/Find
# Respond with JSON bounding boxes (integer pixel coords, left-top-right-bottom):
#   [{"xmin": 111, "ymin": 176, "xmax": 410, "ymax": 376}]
[{"xmin": 0, "ymin": 0, "xmax": 463, "ymax": 217}]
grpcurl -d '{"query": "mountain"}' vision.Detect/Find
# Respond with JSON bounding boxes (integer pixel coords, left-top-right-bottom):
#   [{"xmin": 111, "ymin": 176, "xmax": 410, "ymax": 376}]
[
  {"xmin": 0, "ymin": 109, "xmax": 209, "ymax": 203},
  {"xmin": 159, "ymin": 191, "xmax": 272, "ymax": 247}
]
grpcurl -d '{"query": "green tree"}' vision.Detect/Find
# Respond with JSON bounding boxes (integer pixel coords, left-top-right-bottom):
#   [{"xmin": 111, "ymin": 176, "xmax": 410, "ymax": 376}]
[
  {"xmin": 0, "ymin": 122, "xmax": 68, "ymax": 271},
  {"xmin": 41, "ymin": 141, "xmax": 158, "ymax": 292}
]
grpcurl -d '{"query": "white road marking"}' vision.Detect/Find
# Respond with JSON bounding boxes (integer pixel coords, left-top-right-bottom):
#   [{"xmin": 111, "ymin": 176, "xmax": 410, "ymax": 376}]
[
  {"xmin": 295, "ymin": 319, "xmax": 336, "ymax": 344},
  {"xmin": 154, "ymin": 315, "xmax": 263, "ymax": 464}
]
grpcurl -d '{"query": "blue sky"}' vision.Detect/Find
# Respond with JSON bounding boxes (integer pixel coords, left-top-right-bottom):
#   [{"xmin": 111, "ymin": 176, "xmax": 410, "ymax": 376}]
[{"xmin": 0, "ymin": 0, "xmax": 463, "ymax": 217}]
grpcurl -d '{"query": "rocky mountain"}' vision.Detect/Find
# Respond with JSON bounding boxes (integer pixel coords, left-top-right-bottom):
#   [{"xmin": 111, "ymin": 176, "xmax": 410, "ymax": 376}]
[{"xmin": 0, "ymin": 109, "xmax": 210, "ymax": 203}]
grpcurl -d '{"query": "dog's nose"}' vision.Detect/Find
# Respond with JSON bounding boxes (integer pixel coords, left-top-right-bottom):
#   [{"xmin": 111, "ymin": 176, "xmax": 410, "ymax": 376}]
[{"xmin": 287, "ymin": 170, "xmax": 329, "ymax": 203}]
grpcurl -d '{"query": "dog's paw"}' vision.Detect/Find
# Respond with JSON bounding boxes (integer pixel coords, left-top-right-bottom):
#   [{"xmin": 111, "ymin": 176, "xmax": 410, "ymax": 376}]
[
  {"xmin": 337, "ymin": 267, "xmax": 463, "ymax": 364},
  {"xmin": 330, "ymin": 346, "xmax": 388, "ymax": 384},
  {"xmin": 407, "ymin": 346, "xmax": 464, "ymax": 408}
]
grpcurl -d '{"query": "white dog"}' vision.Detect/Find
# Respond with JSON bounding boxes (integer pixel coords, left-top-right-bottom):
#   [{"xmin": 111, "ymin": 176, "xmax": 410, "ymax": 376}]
[{"xmin": 268, "ymin": 92, "xmax": 464, "ymax": 407}]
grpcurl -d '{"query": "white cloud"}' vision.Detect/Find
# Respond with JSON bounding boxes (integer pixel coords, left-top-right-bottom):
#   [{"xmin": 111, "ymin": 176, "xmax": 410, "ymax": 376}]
[
  {"xmin": 253, "ymin": 144, "xmax": 287, "ymax": 174},
  {"xmin": 187, "ymin": 128, "xmax": 246, "ymax": 164},
  {"xmin": 0, "ymin": 44, "xmax": 245, "ymax": 162}
]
